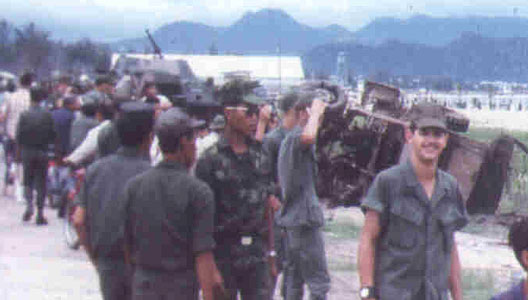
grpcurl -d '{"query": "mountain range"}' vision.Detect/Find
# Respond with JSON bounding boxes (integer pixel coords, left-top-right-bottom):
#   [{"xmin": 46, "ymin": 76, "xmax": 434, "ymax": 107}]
[
  {"xmin": 113, "ymin": 9, "xmax": 528, "ymax": 54},
  {"xmin": 304, "ymin": 32, "xmax": 528, "ymax": 82},
  {"xmin": 110, "ymin": 9, "xmax": 528, "ymax": 82},
  {"xmin": 114, "ymin": 9, "xmax": 353, "ymax": 55},
  {"xmin": 354, "ymin": 15, "xmax": 528, "ymax": 46}
]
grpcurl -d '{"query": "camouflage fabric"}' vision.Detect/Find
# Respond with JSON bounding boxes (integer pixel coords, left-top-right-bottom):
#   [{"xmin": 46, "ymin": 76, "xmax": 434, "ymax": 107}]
[
  {"xmin": 195, "ymin": 135, "xmax": 274, "ymax": 297},
  {"xmin": 361, "ymin": 160, "xmax": 468, "ymax": 300}
]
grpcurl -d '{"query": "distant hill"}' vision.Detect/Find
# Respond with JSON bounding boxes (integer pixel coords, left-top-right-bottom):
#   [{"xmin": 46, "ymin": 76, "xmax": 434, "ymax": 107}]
[
  {"xmin": 353, "ymin": 15, "xmax": 528, "ymax": 46},
  {"xmin": 303, "ymin": 33, "xmax": 528, "ymax": 82},
  {"xmin": 112, "ymin": 10, "xmax": 528, "ymax": 82},
  {"xmin": 112, "ymin": 9, "xmax": 354, "ymax": 55}
]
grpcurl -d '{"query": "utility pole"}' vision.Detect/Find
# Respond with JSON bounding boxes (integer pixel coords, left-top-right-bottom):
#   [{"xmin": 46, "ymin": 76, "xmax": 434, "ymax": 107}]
[{"xmin": 277, "ymin": 39, "xmax": 282, "ymax": 96}]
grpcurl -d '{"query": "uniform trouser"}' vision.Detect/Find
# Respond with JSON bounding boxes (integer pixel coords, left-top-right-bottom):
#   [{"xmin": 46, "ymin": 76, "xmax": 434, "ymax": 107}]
[
  {"xmin": 217, "ymin": 259, "xmax": 270, "ymax": 300},
  {"xmin": 3, "ymin": 138, "xmax": 15, "ymax": 185},
  {"xmin": 284, "ymin": 227, "xmax": 331, "ymax": 300},
  {"xmin": 96, "ymin": 259, "xmax": 132, "ymax": 300},
  {"xmin": 132, "ymin": 268, "xmax": 198, "ymax": 300},
  {"xmin": 270, "ymin": 224, "xmax": 287, "ymax": 299},
  {"xmin": 21, "ymin": 148, "xmax": 48, "ymax": 211}
]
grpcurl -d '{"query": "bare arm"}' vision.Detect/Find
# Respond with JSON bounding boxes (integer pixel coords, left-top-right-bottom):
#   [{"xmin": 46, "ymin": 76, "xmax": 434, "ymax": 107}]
[
  {"xmin": 449, "ymin": 241, "xmax": 463, "ymax": 300},
  {"xmin": 358, "ymin": 210, "xmax": 382, "ymax": 299},
  {"xmin": 300, "ymin": 99, "xmax": 326, "ymax": 145},
  {"xmin": 255, "ymin": 105, "xmax": 272, "ymax": 142},
  {"xmin": 195, "ymin": 251, "xmax": 225, "ymax": 300},
  {"xmin": 72, "ymin": 206, "xmax": 95, "ymax": 263}
]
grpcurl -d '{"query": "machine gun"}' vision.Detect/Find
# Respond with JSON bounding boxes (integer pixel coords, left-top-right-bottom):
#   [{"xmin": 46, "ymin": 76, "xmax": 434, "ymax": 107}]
[{"xmin": 145, "ymin": 29, "xmax": 163, "ymax": 59}]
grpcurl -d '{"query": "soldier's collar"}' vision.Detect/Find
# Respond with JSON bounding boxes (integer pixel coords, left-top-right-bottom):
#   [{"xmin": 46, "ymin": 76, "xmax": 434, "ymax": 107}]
[
  {"xmin": 217, "ymin": 135, "xmax": 260, "ymax": 151},
  {"xmin": 403, "ymin": 159, "xmax": 451, "ymax": 203},
  {"xmin": 157, "ymin": 160, "xmax": 187, "ymax": 171},
  {"xmin": 117, "ymin": 146, "xmax": 149, "ymax": 160},
  {"xmin": 402, "ymin": 160, "xmax": 421, "ymax": 188}
]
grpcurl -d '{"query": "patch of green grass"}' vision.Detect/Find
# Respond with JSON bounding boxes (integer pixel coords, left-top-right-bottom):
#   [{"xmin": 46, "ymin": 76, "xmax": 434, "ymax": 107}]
[
  {"xmin": 323, "ymin": 220, "xmax": 361, "ymax": 239},
  {"xmin": 464, "ymin": 126, "xmax": 528, "ymax": 216},
  {"xmin": 464, "ymin": 126, "xmax": 528, "ymax": 145}
]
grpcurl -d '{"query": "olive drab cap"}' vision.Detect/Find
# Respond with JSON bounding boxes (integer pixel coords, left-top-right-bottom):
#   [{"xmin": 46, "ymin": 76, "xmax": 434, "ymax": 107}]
[
  {"xmin": 410, "ymin": 103, "xmax": 447, "ymax": 130},
  {"xmin": 155, "ymin": 107, "xmax": 205, "ymax": 138}
]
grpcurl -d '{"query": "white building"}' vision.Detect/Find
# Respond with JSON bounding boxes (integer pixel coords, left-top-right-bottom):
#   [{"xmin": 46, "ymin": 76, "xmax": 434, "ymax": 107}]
[{"xmin": 111, "ymin": 53, "xmax": 305, "ymax": 92}]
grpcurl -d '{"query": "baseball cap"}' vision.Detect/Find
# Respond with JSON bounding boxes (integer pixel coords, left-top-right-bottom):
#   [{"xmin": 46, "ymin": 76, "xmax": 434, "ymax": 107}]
[
  {"xmin": 155, "ymin": 107, "xmax": 205, "ymax": 138},
  {"xmin": 410, "ymin": 103, "xmax": 447, "ymax": 130}
]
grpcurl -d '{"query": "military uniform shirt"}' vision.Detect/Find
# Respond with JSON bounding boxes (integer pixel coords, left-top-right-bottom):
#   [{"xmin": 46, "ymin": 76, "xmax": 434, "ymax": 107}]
[
  {"xmin": 97, "ymin": 121, "xmax": 120, "ymax": 158},
  {"xmin": 124, "ymin": 161, "xmax": 215, "ymax": 272},
  {"xmin": 262, "ymin": 126, "xmax": 289, "ymax": 183},
  {"xmin": 70, "ymin": 115, "xmax": 99, "ymax": 151},
  {"xmin": 277, "ymin": 126, "xmax": 325, "ymax": 228},
  {"xmin": 195, "ymin": 136, "xmax": 274, "ymax": 265},
  {"xmin": 78, "ymin": 146, "xmax": 151, "ymax": 260},
  {"xmin": 361, "ymin": 160, "xmax": 468, "ymax": 300}
]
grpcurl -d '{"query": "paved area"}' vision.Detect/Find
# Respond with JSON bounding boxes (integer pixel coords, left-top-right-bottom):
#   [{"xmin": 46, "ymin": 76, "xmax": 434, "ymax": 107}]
[
  {"xmin": 0, "ymin": 194, "xmax": 100, "ymax": 300},
  {"xmin": 0, "ymin": 189, "xmax": 361, "ymax": 300}
]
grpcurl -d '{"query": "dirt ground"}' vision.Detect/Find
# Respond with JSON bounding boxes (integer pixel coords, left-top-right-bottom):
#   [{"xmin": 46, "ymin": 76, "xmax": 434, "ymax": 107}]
[{"xmin": 275, "ymin": 207, "xmax": 525, "ymax": 300}]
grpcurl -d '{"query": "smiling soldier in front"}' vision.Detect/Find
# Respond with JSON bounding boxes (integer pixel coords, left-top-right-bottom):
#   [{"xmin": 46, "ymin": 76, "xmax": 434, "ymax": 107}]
[{"xmin": 358, "ymin": 103, "xmax": 468, "ymax": 300}]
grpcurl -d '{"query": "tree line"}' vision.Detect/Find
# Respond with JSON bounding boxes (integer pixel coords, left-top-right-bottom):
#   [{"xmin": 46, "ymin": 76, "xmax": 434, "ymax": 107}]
[{"xmin": 0, "ymin": 20, "xmax": 111, "ymax": 79}]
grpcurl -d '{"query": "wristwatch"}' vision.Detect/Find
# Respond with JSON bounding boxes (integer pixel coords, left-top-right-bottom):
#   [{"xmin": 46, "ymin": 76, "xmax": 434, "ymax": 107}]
[{"xmin": 359, "ymin": 286, "xmax": 376, "ymax": 299}]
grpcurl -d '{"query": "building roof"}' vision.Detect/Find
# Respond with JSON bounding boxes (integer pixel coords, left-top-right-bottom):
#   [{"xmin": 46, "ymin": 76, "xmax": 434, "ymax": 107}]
[{"xmin": 111, "ymin": 54, "xmax": 305, "ymax": 81}]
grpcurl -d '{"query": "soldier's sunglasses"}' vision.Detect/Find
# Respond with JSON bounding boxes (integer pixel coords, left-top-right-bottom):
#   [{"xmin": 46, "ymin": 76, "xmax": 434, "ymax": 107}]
[
  {"xmin": 418, "ymin": 127, "xmax": 447, "ymax": 138},
  {"xmin": 225, "ymin": 105, "xmax": 259, "ymax": 117}
]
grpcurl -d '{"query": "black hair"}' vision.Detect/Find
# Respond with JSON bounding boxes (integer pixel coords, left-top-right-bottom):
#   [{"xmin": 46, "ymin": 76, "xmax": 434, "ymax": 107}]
[
  {"xmin": 6, "ymin": 80, "xmax": 16, "ymax": 93},
  {"xmin": 116, "ymin": 111, "xmax": 154, "ymax": 147},
  {"xmin": 30, "ymin": 87, "xmax": 47, "ymax": 103},
  {"xmin": 294, "ymin": 91, "xmax": 316, "ymax": 112},
  {"xmin": 81, "ymin": 103, "xmax": 98, "ymax": 117},
  {"xmin": 509, "ymin": 217, "xmax": 528, "ymax": 271},
  {"xmin": 95, "ymin": 76, "xmax": 113, "ymax": 87},
  {"xmin": 62, "ymin": 96, "xmax": 77, "ymax": 107},
  {"xmin": 98, "ymin": 102, "xmax": 116, "ymax": 120},
  {"xmin": 279, "ymin": 93, "xmax": 299, "ymax": 113},
  {"xmin": 20, "ymin": 73, "xmax": 34, "ymax": 87},
  {"xmin": 157, "ymin": 130, "xmax": 193, "ymax": 153},
  {"xmin": 141, "ymin": 82, "xmax": 156, "ymax": 96}
]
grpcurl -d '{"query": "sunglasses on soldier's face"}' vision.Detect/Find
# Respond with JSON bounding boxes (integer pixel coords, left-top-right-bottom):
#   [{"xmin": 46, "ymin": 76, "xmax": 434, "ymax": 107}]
[
  {"xmin": 418, "ymin": 127, "xmax": 447, "ymax": 138},
  {"xmin": 225, "ymin": 105, "xmax": 258, "ymax": 117}
]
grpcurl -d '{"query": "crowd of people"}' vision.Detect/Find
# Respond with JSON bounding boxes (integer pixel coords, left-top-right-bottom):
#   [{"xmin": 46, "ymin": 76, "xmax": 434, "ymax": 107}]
[{"xmin": 0, "ymin": 71, "xmax": 526, "ymax": 300}]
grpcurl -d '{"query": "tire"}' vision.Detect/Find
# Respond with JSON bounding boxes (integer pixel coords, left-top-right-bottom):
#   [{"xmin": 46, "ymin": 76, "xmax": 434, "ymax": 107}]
[{"xmin": 63, "ymin": 200, "xmax": 80, "ymax": 250}]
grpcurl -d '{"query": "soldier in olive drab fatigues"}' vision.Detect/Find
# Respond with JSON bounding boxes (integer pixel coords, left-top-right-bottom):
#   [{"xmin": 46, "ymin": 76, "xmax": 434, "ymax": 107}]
[
  {"xmin": 196, "ymin": 91, "xmax": 276, "ymax": 300},
  {"xmin": 74, "ymin": 102, "xmax": 155, "ymax": 300},
  {"xmin": 16, "ymin": 87, "xmax": 56, "ymax": 225},
  {"xmin": 261, "ymin": 93, "xmax": 304, "ymax": 299},
  {"xmin": 124, "ymin": 108, "xmax": 223, "ymax": 300},
  {"xmin": 277, "ymin": 94, "xmax": 331, "ymax": 300},
  {"xmin": 358, "ymin": 103, "xmax": 468, "ymax": 300}
]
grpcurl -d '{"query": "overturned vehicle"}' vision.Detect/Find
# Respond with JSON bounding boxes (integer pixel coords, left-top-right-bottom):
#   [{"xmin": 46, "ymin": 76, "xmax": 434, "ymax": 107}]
[{"xmin": 316, "ymin": 81, "xmax": 528, "ymax": 215}]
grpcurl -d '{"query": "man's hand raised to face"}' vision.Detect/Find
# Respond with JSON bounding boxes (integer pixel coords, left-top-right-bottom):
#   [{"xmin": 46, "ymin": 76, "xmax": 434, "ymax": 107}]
[
  {"xmin": 310, "ymin": 98, "xmax": 327, "ymax": 118},
  {"xmin": 258, "ymin": 104, "xmax": 272, "ymax": 124}
]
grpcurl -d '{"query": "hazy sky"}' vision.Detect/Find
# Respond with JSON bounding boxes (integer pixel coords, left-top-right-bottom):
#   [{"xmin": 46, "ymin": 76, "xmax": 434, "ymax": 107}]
[{"xmin": 3, "ymin": 0, "xmax": 528, "ymax": 41}]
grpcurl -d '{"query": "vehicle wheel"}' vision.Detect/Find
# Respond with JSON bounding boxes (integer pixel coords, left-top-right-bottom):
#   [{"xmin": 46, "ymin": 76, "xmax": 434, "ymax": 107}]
[{"xmin": 63, "ymin": 201, "xmax": 80, "ymax": 250}]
